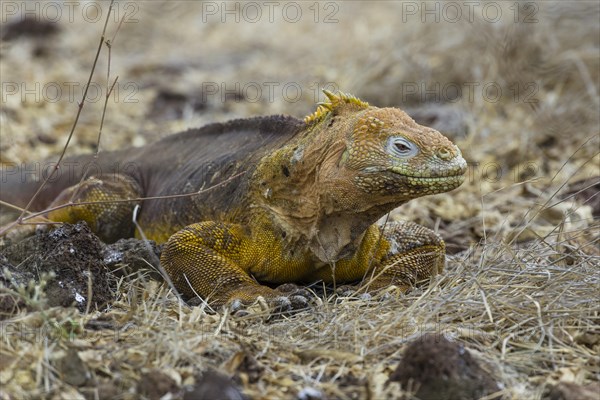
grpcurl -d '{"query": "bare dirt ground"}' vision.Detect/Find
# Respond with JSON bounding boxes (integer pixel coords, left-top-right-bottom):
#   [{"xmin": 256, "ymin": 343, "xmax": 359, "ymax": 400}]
[{"xmin": 0, "ymin": 1, "xmax": 598, "ymax": 399}]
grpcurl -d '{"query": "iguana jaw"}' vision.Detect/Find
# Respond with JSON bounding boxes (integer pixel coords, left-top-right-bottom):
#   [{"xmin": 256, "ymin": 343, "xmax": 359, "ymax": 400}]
[
  {"xmin": 391, "ymin": 173, "xmax": 466, "ymax": 194},
  {"xmin": 353, "ymin": 157, "xmax": 467, "ymax": 199},
  {"xmin": 382, "ymin": 153, "xmax": 467, "ymax": 195},
  {"xmin": 362, "ymin": 162, "xmax": 466, "ymax": 183}
]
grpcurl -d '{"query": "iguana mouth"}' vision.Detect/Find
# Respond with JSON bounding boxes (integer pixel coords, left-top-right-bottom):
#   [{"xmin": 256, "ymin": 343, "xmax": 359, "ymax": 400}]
[
  {"xmin": 389, "ymin": 158, "xmax": 467, "ymax": 180},
  {"xmin": 402, "ymin": 175, "xmax": 466, "ymax": 190},
  {"xmin": 406, "ymin": 174, "xmax": 465, "ymax": 181},
  {"xmin": 363, "ymin": 167, "xmax": 466, "ymax": 180}
]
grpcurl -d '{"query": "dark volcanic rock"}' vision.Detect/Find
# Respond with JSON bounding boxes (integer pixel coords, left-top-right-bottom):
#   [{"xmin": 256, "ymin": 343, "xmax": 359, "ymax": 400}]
[
  {"xmin": 183, "ymin": 370, "xmax": 246, "ymax": 400},
  {"xmin": 137, "ymin": 370, "xmax": 178, "ymax": 400},
  {"xmin": 1, "ymin": 17, "xmax": 61, "ymax": 41},
  {"xmin": 389, "ymin": 334, "xmax": 501, "ymax": 400},
  {"xmin": 0, "ymin": 222, "xmax": 116, "ymax": 317},
  {"xmin": 544, "ymin": 381, "xmax": 600, "ymax": 400},
  {"xmin": 103, "ymin": 237, "xmax": 162, "ymax": 279}
]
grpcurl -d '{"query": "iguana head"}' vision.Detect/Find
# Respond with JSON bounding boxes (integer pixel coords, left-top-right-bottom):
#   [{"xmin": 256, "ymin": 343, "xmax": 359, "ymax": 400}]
[
  {"xmin": 341, "ymin": 106, "xmax": 466, "ymax": 200},
  {"xmin": 257, "ymin": 90, "xmax": 466, "ymax": 262},
  {"xmin": 307, "ymin": 90, "xmax": 466, "ymax": 204}
]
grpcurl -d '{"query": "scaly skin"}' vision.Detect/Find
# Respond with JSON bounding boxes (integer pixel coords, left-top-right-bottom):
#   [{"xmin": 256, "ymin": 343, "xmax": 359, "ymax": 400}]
[{"xmin": 1, "ymin": 91, "xmax": 467, "ymax": 307}]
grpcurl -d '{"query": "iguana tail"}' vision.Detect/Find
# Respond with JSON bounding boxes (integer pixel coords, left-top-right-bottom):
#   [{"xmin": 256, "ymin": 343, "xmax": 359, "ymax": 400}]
[{"xmin": 0, "ymin": 151, "xmax": 131, "ymax": 213}]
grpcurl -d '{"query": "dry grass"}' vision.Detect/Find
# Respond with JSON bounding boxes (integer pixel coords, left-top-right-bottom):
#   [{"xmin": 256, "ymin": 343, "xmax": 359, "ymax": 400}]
[{"xmin": 1, "ymin": 1, "xmax": 598, "ymax": 399}]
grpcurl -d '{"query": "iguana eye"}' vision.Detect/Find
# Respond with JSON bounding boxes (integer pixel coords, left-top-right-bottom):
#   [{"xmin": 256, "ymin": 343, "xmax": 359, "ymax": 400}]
[
  {"xmin": 395, "ymin": 142, "xmax": 410, "ymax": 152},
  {"xmin": 387, "ymin": 137, "xmax": 418, "ymax": 158}
]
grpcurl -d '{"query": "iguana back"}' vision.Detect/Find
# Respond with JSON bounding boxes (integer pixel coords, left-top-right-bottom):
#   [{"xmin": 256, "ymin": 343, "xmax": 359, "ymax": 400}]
[{"xmin": 1, "ymin": 115, "xmax": 304, "ymax": 242}]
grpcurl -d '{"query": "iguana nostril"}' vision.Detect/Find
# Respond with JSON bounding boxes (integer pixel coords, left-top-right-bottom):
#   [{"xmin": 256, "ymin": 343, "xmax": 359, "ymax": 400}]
[{"xmin": 437, "ymin": 147, "xmax": 452, "ymax": 160}]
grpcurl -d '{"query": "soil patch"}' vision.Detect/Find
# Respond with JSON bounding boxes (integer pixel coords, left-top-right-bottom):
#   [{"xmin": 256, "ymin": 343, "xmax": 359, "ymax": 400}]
[{"xmin": 0, "ymin": 222, "xmax": 115, "ymax": 317}]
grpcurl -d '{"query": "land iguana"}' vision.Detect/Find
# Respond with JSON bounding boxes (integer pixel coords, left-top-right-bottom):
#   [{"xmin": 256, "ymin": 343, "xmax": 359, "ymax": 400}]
[{"xmin": 1, "ymin": 91, "xmax": 467, "ymax": 307}]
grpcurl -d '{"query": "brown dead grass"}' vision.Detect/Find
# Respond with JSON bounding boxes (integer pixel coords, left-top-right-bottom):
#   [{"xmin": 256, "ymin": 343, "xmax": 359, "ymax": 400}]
[{"xmin": 1, "ymin": 1, "xmax": 598, "ymax": 399}]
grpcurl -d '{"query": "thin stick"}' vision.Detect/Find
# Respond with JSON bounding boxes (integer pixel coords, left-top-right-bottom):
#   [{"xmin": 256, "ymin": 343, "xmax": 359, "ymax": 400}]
[
  {"xmin": 68, "ymin": 75, "xmax": 119, "ymax": 203},
  {"xmin": 0, "ymin": 171, "xmax": 245, "ymax": 234},
  {"xmin": 16, "ymin": 0, "xmax": 116, "ymax": 225},
  {"xmin": 69, "ymin": 8, "xmax": 127, "ymax": 203}
]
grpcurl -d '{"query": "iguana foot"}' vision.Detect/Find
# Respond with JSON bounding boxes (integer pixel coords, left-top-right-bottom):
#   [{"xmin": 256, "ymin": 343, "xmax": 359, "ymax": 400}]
[
  {"xmin": 0, "ymin": 217, "xmax": 52, "ymax": 246},
  {"xmin": 227, "ymin": 283, "xmax": 311, "ymax": 314},
  {"xmin": 335, "ymin": 284, "xmax": 372, "ymax": 299},
  {"xmin": 275, "ymin": 283, "xmax": 312, "ymax": 309}
]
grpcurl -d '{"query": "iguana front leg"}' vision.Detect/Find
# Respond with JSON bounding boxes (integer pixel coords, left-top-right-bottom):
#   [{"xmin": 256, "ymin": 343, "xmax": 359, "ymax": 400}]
[
  {"xmin": 365, "ymin": 221, "xmax": 445, "ymax": 291},
  {"xmin": 313, "ymin": 221, "xmax": 445, "ymax": 293},
  {"xmin": 160, "ymin": 222, "xmax": 294, "ymax": 307},
  {"xmin": 161, "ymin": 220, "xmax": 444, "ymax": 307}
]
